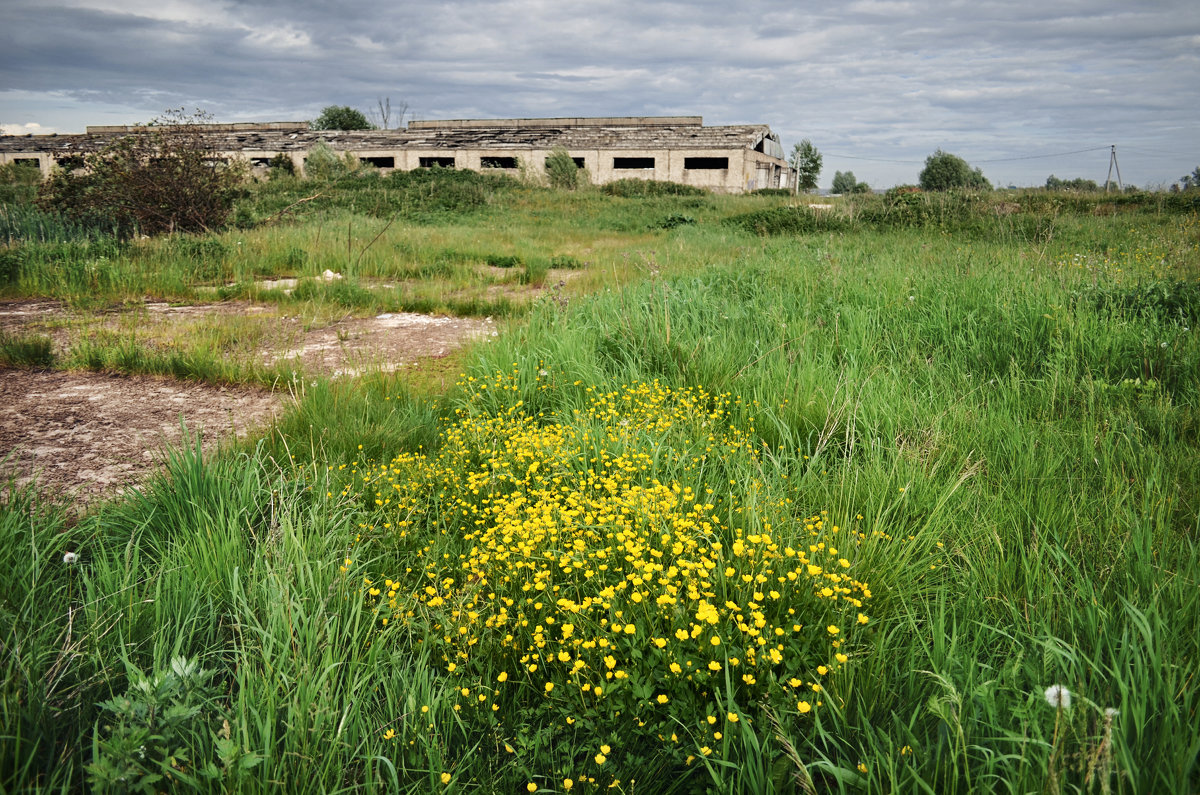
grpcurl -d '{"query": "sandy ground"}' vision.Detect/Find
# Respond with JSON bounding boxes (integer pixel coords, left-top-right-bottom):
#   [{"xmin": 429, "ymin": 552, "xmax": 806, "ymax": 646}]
[
  {"xmin": 0, "ymin": 368, "xmax": 281, "ymax": 505},
  {"xmin": 0, "ymin": 298, "xmax": 503, "ymax": 506}
]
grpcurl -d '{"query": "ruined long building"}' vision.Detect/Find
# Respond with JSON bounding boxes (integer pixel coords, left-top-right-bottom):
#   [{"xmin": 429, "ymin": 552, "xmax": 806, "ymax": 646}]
[{"xmin": 0, "ymin": 115, "xmax": 793, "ymax": 194}]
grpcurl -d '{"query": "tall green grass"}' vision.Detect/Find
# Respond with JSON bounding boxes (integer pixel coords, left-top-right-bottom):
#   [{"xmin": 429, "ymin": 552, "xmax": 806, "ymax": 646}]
[{"xmin": 1, "ymin": 187, "xmax": 1197, "ymax": 792}]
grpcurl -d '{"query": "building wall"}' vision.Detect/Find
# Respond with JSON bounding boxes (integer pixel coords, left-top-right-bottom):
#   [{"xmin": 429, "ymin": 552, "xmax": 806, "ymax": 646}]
[
  {"xmin": 3, "ymin": 123, "xmax": 793, "ymax": 194},
  {"xmin": 0, "ymin": 152, "xmax": 53, "ymax": 178},
  {"xmin": 312, "ymin": 146, "xmax": 774, "ymax": 193}
]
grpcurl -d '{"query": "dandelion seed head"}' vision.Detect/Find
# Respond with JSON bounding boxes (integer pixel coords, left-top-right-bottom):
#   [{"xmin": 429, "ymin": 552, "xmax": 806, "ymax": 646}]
[
  {"xmin": 1043, "ymin": 683, "xmax": 1071, "ymax": 709},
  {"xmin": 62, "ymin": 552, "xmax": 78, "ymax": 565}
]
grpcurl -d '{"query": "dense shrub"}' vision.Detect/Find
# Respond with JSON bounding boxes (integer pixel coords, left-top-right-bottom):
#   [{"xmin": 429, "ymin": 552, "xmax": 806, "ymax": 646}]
[
  {"xmin": 267, "ymin": 152, "xmax": 295, "ymax": 178},
  {"xmin": 36, "ymin": 109, "xmax": 247, "ymax": 237},
  {"xmin": 302, "ymin": 141, "xmax": 361, "ymax": 181},
  {"xmin": 545, "ymin": 147, "xmax": 584, "ymax": 190}
]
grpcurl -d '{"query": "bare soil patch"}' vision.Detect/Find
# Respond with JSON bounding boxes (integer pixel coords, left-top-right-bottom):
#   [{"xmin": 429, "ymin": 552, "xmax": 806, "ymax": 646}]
[
  {"xmin": 1, "ymin": 368, "xmax": 281, "ymax": 506},
  {"xmin": 1, "ymin": 298, "xmax": 501, "ymax": 504},
  {"xmin": 0, "ymin": 299, "xmax": 499, "ymax": 380},
  {"xmin": 271, "ymin": 311, "xmax": 497, "ymax": 377}
]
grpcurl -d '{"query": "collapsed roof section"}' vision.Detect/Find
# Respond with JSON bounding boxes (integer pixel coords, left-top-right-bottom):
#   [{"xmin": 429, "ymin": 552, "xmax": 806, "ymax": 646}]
[{"xmin": 2, "ymin": 116, "xmax": 782, "ymax": 157}]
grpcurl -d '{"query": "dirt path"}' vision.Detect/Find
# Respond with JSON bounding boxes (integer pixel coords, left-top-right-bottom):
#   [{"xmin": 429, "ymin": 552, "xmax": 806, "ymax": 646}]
[{"xmin": 0, "ymin": 368, "xmax": 282, "ymax": 506}]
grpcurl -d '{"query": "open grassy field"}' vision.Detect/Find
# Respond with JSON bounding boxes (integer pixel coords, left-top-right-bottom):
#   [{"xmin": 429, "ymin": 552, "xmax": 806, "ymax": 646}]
[{"xmin": 2, "ymin": 172, "xmax": 1198, "ymax": 793}]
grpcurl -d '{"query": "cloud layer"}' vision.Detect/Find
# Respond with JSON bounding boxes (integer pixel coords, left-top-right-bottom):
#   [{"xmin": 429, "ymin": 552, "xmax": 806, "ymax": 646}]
[{"xmin": 2, "ymin": 0, "xmax": 1198, "ymax": 187}]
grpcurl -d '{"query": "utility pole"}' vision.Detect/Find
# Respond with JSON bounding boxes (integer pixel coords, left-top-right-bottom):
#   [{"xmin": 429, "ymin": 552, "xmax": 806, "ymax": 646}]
[{"xmin": 1104, "ymin": 145, "xmax": 1123, "ymax": 193}]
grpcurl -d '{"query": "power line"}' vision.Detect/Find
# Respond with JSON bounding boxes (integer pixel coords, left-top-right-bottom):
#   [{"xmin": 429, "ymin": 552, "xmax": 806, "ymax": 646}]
[
  {"xmin": 973, "ymin": 146, "xmax": 1110, "ymax": 163},
  {"xmin": 823, "ymin": 145, "xmax": 1110, "ymax": 165},
  {"xmin": 822, "ymin": 153, "xmax": 924, "ymax": 164}
]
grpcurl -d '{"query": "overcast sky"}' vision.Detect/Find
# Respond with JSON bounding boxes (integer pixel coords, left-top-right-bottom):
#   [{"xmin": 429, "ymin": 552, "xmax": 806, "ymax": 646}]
[{"xmin": 2, "ymin": 0, "xmax": 1198, "ymax": 188}]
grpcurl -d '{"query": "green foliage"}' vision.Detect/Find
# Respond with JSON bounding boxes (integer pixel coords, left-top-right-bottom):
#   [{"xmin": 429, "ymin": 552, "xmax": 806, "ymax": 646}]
[
  {"xmin": 267, "ymin": 152, "xmax": 295, "ymax": 178},
  {"xmin": 0, "ymin": 159, "xmax": 43, "ymax": 186},
  {"xmin": 600, "ymin": 179, "xmax": 706, "ymax": 197},
  {"xmin": 545, "ymin": 147, "xmax": 583, "ymax": 190},
  {"xmin": 832, "ymin": 170, "xmax": 870, "ymax": 194},
  {"xmin": 549, "ymin": 254, "xmax": 584, "ymax": 269},
  {"xmin": 310, "ymin": 105, "xmax": 374, "ymax": 131},
  {"xmin": 919, "ymin": 149, "xmax": 991, "ymax": 191},
  {"xmin": 301, "ymin": 140, "xmax": 361, "ymax": 181},
  {"xmin": 1077, "ymin": 278, "xmax": 1200, "ymax": 325},
  {"xmin": 654, "ymin": 213, "xmax": 696, "ymax": 229},
  {"xmin": 0, "ymin": 202, "xmax": 119, "ymax": 245},
  {"xmin": 1179, "ymin": 166, "xmax": 1200, "ymax": 191},
  {"xmin": 35, "ymin": 109, "xmax": 247, "ymax": 236},
  {"xmin": 724, "ymin": 205, "xmax": 848, "ymax": 235},
  {"xmin": 790, "ymin": 139, "xmax": 822, "ymax": 192},
  {"xmin": 86, "ymin": 656, "xmax": 262, "ymax": 793},
  {"xmin": 1045, "ymin": 174, "xmax": 1100, "ymax": 192},
  {"xmin": 485, "ymin": 253, "xmax": 522, "ymax": 268}
]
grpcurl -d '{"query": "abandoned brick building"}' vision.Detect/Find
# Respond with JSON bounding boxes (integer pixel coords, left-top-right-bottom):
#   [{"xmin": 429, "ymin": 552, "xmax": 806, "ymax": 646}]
[{"xmin": 0, "ymin": 115, "xmax": 793, "ymax": 194}]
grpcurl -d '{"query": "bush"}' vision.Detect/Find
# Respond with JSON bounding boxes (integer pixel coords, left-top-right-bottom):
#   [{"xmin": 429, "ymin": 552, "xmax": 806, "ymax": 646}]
[
  {"xmin": 36, "ymin": 109, "xmax": 247, "ymax": 236},
  {"xmin": 267, "ymin": 152, "xmax": 295, "ymax": 178},
  {"xmin": 919, "ymin": 149, "xmax": 991, "ymax": 191},
  {"xmin": 545, "ymin": 147, "xmax": 583, "ymax": 190},
  {"xmin": 0, "ymin": 160, "xmax": 43, "ymax": 187},
  {"xmin": 601, "ymin": 179, "xmax": 705, "ymax": 197},
  {"xmin": 302, "ymin": 140, "xmax": 360, "ymax": 181}
]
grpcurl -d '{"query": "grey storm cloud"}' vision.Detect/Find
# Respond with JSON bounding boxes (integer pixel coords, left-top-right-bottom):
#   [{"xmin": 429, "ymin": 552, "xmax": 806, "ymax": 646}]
[{"xmin": 2, "ymin": 0, "xmax": 1198, "ymax": 186}]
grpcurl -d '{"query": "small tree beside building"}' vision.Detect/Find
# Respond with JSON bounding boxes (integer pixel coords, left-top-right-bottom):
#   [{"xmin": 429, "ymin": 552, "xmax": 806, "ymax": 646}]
[
  {"xmin": 790, "ymin": 139, "xmax": 822, "ymax": 193},
  {"xmin": 545, "ymin": 148, "xmax": 584, "ymax": 190},
  {"xmin": 37, "ymin": 108, "xmax": 246, "ymax": 236}
]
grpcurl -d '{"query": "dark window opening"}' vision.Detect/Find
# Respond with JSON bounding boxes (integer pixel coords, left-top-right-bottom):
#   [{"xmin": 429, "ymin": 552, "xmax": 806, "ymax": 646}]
[
  {"xmin": 684, "ymin": 157, "xmax": 729, "ymax": 170},
  {"xmin": 481, "ymin": 156, "xmax": 518, "ymax": 169},
  {"xmin": 13, "ymin": 158, "xmax": 40, "ymax": 167},
  {"xmin": 420, "ymin": 157, "xmax": 456, "ymax": 168},
  {"xmin": 55, "ymin": 155, "xmax": 85, "ymax": 170},
  {"xmin": 613, "ymin": 157, "xmax": 655, "ymax": 169},
  {"xmin": 361, "ymin": 156, "xmax": 395, "ymax": 168},
  {"xmin": 250, "ymin": 157, "xmax": 272, "ymax": 167},
  {"xmin": 754, "ymin": 139, "xmax": 765, "ymax": 153}
]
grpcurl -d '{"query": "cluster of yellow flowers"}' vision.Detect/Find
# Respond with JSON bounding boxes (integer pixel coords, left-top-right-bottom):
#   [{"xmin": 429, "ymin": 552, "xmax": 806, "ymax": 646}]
[{"xmin": 346, "ymin": 370, "xmax": 873, "ymax": 772}]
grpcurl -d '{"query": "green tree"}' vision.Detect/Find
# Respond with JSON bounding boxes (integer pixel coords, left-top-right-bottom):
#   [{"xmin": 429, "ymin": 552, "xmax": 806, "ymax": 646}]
[
  {"xmin": 1180, "ymin": 166, "xmax": 1200, "ymax": 190},
  {"xmin": 37, "ymin": 108, "xmax": 246, "ymax": 236},
  {"xmin": 1046, "ymin": 174, "xmax": 1099, "ymax": 192},
  {"xmin": 832, "ymin": 170, "xmax": 869, "ymax": 194},
  {"xmin": 311, "ymin": 105, "xmax": 374, "ymax": 131},
  {"xmin": 790, "ymin": 139, "xmax": 822, "ymax": 193},
  {"xmin": 919, "ymin": 149, "xmax": 991, "ymax": 191}
]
